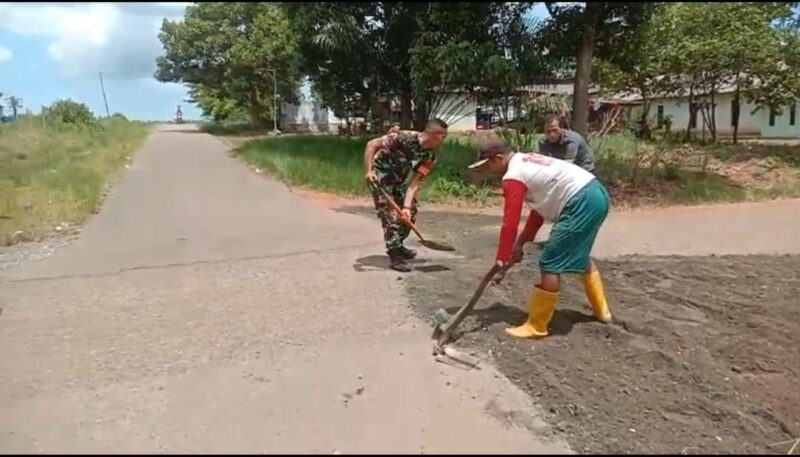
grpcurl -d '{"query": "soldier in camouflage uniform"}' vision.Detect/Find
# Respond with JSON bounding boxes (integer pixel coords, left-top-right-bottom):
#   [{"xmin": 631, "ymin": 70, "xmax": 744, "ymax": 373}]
[{"xmin": 363, "ymin": 119, "xmax": 449, "ymax": 272}]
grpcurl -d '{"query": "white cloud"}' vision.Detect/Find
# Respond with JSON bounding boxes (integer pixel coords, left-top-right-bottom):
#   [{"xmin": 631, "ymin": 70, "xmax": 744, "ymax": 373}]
[
  {"xmin": 0, "ymin": 45, "xmax": 12, "ymax": 63},
  {"xmin": 0, "ymin": 2, "xmax": 190, "ymax": 79}
]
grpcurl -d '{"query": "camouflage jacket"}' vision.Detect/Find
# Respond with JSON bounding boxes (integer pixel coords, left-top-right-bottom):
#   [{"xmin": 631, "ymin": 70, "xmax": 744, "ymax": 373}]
[{"xmin": 371, "ymin": 131, "xmax": 437, "ymax": 187}]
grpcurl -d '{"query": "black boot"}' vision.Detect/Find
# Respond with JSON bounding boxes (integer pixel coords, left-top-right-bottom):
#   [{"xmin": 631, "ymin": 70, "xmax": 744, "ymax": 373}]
[
  {"xmin": 399, "ymin": 245, "xmax": 417, "ymax": 260},
  {"xmin": 388, "ymin": 248, "xmax": 412, "ymax": 272}
]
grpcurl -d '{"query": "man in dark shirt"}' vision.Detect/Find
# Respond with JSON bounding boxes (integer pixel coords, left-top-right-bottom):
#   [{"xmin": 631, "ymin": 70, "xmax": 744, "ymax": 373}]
[{"xmin": 538, "ymin": 115, "xmax": 596, "ymax": 175}]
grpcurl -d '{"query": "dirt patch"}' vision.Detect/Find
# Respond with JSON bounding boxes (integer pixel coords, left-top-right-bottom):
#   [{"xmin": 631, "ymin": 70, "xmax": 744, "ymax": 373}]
[{"xmin": 400, "ymin": 210, "xmax": 800, "ymax": 455}]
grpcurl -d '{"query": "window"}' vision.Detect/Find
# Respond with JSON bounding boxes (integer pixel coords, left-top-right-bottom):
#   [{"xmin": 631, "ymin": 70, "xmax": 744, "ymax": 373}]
[
  {"xmin": 731, "ymin": 98, "xmax": 739, "ymax": 127},
  {"xmin": 657, "ymin": 105, "xmax": 664, "ymax": 126},
  {"xmin": 769, "ymin": 107, "xmax": 776, "ymax": 127},
  {"xmin": 791, "ymin": 101, "xmax": 796, "ymax": 126}
]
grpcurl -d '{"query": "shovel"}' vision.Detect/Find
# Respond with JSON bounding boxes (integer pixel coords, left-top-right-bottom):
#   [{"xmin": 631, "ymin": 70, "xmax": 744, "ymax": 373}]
[{"xmin": 371, "ymin": 183, "xmax": 455, "ymax": 252}]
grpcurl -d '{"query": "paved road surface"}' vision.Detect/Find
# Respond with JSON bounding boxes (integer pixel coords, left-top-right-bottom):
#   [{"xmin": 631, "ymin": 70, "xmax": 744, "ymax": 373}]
[{"xmin": 0, "ymin": 125, "xmax": 568, "ymax": 454}]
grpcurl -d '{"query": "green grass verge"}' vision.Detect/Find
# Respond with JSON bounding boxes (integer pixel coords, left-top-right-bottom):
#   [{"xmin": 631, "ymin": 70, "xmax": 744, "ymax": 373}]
[
  {"xmin": 236, "ymin": 135, "xmax": 493, "ymax": 204},
  {"xmin": 231, "ymin": 130, "xmax": 800, "ymax": 209},
  {"xmin": 669, "ymin": 171, "xmax": 800, "ymax": 205},
  {"xmin": 0, "ymin": 117, "xmax": 152, "ymax": 245}
]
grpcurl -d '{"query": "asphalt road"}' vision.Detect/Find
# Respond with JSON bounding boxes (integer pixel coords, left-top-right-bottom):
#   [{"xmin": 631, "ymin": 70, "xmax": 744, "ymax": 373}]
[{"xmin": 0, "ymin": 124, "xmax": 568, "ymax": 454}]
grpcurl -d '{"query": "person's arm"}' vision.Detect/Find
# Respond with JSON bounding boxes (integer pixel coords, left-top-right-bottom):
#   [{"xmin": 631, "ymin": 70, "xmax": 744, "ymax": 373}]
[
  {"xmin": 363, "ymin": 137, "xmax": 384, "ymax": 176},
  {"xmin": 518, "ymin": 210, "xmax": 544, "ymax": 244},
  {"xmin": 402, "ymin": 156, "xmax": 435, "ymax": 210},
  {"xmin": 496, "ymin": 179, "xmax": 527, "ymax": 263}
]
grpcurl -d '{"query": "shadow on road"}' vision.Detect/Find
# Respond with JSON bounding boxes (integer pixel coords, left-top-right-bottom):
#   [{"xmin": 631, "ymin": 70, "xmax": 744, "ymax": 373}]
[
  {"xmin": 352, "ymin": 254, "xmax": 451, "ymax": 274},
  {"xmin": 443, "ymin": 301, "xmax": 597, "ymax": 338}
]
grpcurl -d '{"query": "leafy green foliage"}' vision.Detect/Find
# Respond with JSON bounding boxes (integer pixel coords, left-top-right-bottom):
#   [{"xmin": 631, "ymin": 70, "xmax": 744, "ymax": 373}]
[
  {"xmin": 156, "ymin": 2, "xmax": 302, "ymax": 127},
  {"xmin": 535, "ymin": 2, "xmax": 661, "ymax": 136},
  {"xmin": 45, "ymin": 99, "xmax": 96, "ymax": 126},
  {"xmin": 410, "ymin": 3, "xmax": 549, "ymax": 126}
]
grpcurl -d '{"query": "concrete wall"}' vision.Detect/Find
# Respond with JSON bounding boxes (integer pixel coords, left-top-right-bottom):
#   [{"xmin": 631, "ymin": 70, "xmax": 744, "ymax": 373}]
[{"xmin": 636, "ymin": 93, "xmax": 800, "ymax": 139}]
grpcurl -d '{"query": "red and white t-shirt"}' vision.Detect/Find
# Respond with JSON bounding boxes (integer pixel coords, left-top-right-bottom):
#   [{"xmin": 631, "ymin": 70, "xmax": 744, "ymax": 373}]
[{"xmin": 494, "ymin": 152, "xmax": 595, "ymax": 262}]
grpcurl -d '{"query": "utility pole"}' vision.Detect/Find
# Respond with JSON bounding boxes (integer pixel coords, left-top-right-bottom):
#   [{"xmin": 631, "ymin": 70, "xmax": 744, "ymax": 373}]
[{"xmin": 98, "ymin": 71, "xmax": 110, "ymax": 117}]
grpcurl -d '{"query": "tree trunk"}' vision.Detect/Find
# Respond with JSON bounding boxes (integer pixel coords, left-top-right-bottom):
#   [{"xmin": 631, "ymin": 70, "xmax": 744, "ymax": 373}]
[
  {"xmin": 732, "ymin": 85, "xmax": 740, "ymax": 145},
  {"xmin": 400, "ymin": 88, "xmax": 413, "ymax": 129},
  {"xmin": 572, "ymin": 2, "xmax": 603, "ymax": 138},
  {"xmin": 710, "ymin": 85, "xmax": 717, "ymax": 143},
  {"xmin": 639, "ymin": 90, "xmax": 651, "ymax": 140},
  {"xmin": 413, "ymin": 98, "xmax": 428, "ymax": 131},
  {"xmin": 249, "ymin": 86, "xmax": 265, "ymax": 129},
  {"xmin": 684, "ymin": 84, "xmax": 695, "ymax": 142}
]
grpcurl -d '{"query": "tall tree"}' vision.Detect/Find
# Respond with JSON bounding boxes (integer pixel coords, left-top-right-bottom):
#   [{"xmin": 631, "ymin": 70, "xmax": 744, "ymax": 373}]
[
  {"xmin": 6, "ymin": 96, "xmax": 22, "ymax": 119},
  {"xmin": 284, "ymin": 2, "xmax": 379, "ymax": 129},
  {"xmin": 537, "ymin": 2, "xmax": 659, "ymax": 136},
  {"xmin": 657, "ymin": 2, "xmax": 798, "ymax": 142},
  {"xmin": 592, "ymin": 3, "xmax": 673, "ymax": 138},
  {"xmin": 155, "ymin": 2, "xmax": 302, "ymax": 127},
  {"xmin": 410, "ymin": 2, "xmax": 548, "ymax": 129},
  {"xmin": 286, "ymin": 2, "xmax": 430, "ymax": 130}
]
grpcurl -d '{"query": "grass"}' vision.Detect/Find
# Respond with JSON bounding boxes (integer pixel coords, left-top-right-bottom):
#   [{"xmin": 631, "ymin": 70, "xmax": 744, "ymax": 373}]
[
  {"xmin": 200, "ymin": 121, "xmax": 264, "ymax": 137},
  {"xmin": 0, "ymin": 116, "xmax": 152, "ymax": 245},
  {"xmin": 237, "ymin": 135, "xmax": 493, "ymax": 204},
  {"xmin": 226, "ymin": 126, "xmax": 800, "ymax": 209}
]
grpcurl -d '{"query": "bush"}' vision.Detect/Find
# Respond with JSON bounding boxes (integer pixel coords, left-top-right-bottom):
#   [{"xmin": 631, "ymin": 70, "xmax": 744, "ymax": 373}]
[{"xmin": 45, "ymin": 99, "xmax": 96, "ymax": 126}]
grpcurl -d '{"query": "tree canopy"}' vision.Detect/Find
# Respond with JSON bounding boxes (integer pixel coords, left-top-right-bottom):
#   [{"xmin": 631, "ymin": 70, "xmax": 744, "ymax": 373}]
[{"xmin": 154, "ymin": 1, "xmax": 800, "ymax": 142}]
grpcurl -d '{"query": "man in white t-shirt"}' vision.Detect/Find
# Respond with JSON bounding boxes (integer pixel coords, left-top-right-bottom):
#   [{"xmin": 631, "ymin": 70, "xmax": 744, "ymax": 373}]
[{"xmin": 467, "ymin": 139, "xmax": 612, "ymax": 339}]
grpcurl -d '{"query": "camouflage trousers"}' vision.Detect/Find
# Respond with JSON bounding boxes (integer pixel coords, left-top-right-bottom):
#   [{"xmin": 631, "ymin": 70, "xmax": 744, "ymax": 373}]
[{"xmin": 371, "ymin": 184, "xmax": 418, "ymax": 252}]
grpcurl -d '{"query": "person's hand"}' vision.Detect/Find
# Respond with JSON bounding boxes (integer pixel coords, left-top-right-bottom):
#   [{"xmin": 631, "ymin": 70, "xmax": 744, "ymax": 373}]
[
  {"xmin": 493, "ymin": 259, "xmax": 512, "ymax": 284},
  {"xmin": 365, "ymin": 171, "xmax": 378, "ymax": 185},
  {"xmin": 400, "ymin": 208, "xmax": 413, "ymax": 223}
]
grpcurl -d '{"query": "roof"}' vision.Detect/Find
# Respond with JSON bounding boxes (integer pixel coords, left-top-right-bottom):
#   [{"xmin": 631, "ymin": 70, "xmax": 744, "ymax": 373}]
[{"xmin": 604, "ymin": 73, "xmax": 760, "ymax": 102}]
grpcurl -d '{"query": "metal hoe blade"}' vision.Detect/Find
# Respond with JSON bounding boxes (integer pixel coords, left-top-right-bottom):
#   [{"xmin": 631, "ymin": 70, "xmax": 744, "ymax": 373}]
[
  {"xmin": 431, "ymin": 263, "xmax": 507, "ymax": 368},
  {"xmin": 418, "ymin": 238, "xmax": 456, "ymax": 252}
]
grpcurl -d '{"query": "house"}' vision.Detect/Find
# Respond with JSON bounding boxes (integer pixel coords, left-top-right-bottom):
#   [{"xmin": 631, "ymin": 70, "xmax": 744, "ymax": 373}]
[
  {"xmin": 618, "ymin": 83, "xmax": 799, "ymax": 140},
  {"xmin": 386, "ymin": 79, "xmax": 587, "ymax": 133}
]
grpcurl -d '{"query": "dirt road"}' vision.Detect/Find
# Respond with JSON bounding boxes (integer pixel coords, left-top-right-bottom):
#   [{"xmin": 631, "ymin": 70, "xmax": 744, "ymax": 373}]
[
  {"xmin": 0, "ymin": 125, "xmax": 569, "ymax": 454},
  {"xmin": 331, "ymin": 199, "xmax": 800, "ymax": 454}
]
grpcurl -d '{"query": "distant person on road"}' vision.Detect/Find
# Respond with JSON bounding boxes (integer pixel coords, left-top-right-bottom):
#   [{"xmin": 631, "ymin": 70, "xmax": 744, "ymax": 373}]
[
  {"xmin": 539, "ymin": 115, "xmax": 596, "ymax": 175},
  {"xmin": 468, "ymin": 138, "xmax": 612, "ymax": 339},
  {"xmin": 364, "ymin": 119, "xmax": 449, "ymax": 272}
]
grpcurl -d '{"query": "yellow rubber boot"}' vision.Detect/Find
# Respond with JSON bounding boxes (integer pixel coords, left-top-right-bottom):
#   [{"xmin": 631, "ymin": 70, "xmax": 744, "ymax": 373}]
[
  {"xmin": 505, "ymin": 286, "xmax": 559, "ymax": 339},
  {"xmin": 582, "ymin": 270, "xmax": 612, "ymax": 323}
]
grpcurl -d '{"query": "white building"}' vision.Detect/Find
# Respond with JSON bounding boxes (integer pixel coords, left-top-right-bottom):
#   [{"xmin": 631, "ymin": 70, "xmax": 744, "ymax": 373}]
[
  {"xmin": 388, "ymin": 79, "xmax": 582, "ymax": 132},
  {"xmin": 279, "ymin": 99, "xmax": 342, "ymax": 133},
  {"xmin": 619, "ymin": 84, "xmax": 799, "ymax": 139}
]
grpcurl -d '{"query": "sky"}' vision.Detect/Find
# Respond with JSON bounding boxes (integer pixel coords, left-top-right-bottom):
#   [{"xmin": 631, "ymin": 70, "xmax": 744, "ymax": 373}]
[{"xmin": 0, "ymin": 2, "xmax": 550, "ymax": 122}]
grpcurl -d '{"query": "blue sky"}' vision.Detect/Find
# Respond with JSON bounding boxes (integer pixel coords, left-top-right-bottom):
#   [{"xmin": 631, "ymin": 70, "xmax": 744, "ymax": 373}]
[{"xmin": 0, "ymin": 2, "xmax": 550, "ymax": 122}]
